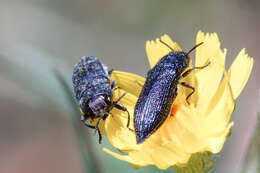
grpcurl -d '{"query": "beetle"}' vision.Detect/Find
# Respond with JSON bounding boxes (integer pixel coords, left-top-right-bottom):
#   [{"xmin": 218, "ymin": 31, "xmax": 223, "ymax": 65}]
[
  {"xmin": 134, "ymin": 40, "xmax": 210, "ymax": 144},
  {"xmin": 72, "ymin": 56, "xmax": 130, "ymax": 144}
]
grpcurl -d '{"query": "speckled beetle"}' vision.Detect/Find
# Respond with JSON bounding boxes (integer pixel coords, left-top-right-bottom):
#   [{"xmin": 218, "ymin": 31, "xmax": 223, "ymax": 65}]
[{"xmin": 72, "ymin": 56, "xmax": 130, "ymax": 143}]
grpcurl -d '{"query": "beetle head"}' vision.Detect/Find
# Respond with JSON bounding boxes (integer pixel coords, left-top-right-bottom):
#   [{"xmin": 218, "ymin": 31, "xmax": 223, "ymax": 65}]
[
  {"xmin": 159, "ymin": 39, "xmax": 203, "ymax": 62},
  {"xmin": 88, "ymin": 95, "xmax": 111, "ymax": 118}
]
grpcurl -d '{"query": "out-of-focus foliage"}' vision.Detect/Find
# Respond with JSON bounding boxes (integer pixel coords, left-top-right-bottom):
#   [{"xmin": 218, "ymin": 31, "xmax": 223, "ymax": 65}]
[{"xmin": 241, "ymin": 115, "xmax": 260, "ymax": 173}]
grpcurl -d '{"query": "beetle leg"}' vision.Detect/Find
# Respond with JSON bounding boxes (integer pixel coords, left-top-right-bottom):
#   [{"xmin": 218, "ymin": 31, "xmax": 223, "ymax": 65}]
[
  {"xmin": 82, "ymin": 120, "xmax": 95, "ymax": 129},
  {"xmin": 126, "ymin": 110, "xmax": 130, "ymax": 128},
  {"xmin": 111, "ymin": 92, "xmax": 132, "ymax": 130},
  {"xmin": 114, "ymin": 103, "xmax": 131, "ymax": 128},
  {"xmin": 83, "ymin": 119, "xmax": 103, "ymax": 144},
  {"xmin": 114, "ymin": 92, "xmax": 126, "ymax": 104},
  {"xmin": 81, "ymin": 116, "xmax": 95, "ymax": 128},
  {"xmin": 111, "ymin": 80, "xmax": 116, "ymax": 89},
  {"xmin": 181, "ymin": 62, "xmax": 210, "ymax": 78},
  {"xmin": 113, "ymin": 105, "xmax": 133, "ymax": 131},
  {"xmin": 94, "ymin": 118, "xmax": 103, "ymax": 144},
  {"xmin": 113, "ymin": 92, "xmax": 131, "ymax": 129},
  {"xmin": 108, "ymin": 69, "xmax": 114, "ymax": 76},
  {"xmin": 136, "ymin": 80, "xmax": 144, "ymax": 87},
  {"xmin": 112, "ymin": 86, "xmax": 121, "ymax": 92},
  {"xmin": 94, "ymin": 118, "xmax": 102, "ymax": 134},
  {"xmin": 110, "ymin": 92, "xmax": 127, "ymax": 111},
  {"xmin": 103, "ymin": 112, "xmax": 109, "ymax": 120},
  {"xmin": 111, "ymin": 80, "xmax": 122, "ymax": 95},
  {"xmin": 180, "ymin": 62, "xmax": 210, "ymax": 104},
  {"xmin": 180, "ymin": 82, "xmax": 195, "ymax": 105},
  {"xmin": 159, "ymin": 39, "xmax": 174, "ymax": 51},
  {"xmin": 97, "ymin": 128, "xmax": 102, "ymax": 144}
]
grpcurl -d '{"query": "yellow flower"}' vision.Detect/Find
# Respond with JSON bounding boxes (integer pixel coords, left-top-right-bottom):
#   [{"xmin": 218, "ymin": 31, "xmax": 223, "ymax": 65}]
[{"xmin": 101, "ymin": 31, "xmax": 253, "ymax": 169}]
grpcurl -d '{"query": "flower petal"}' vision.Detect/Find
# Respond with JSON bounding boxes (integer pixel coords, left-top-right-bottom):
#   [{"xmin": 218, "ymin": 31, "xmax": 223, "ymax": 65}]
[
  {"xmin": 199, "ymin": 72, "xmax": 235, "ymax": 153},
  {"xmin": 105, "ymin": 87, "xmax": 138, "ymax": 151},
  {"xmin": 195, "ymin": 31, "xmax": 227, "ymax": 111},
  {"xmin": 228, "ymin": 49, "xmax": 254, "ymax": 99},
  {"xmin": 150, "ymin": 142, "xmax": 190, "ymax": 169},
  {"xmin": 105, "ymin": 114, "xmax": 137, "ymax": 151},
  {"xmin": 204, "ymin": 72, "xmax": 235, "ymax": 126},
  {"xmin": 206, "ymin": 122, "xmax": 234, "ymax": 153},
  {"xmin": 146, "ymin": 34, "xmax": 181, "ymax": 68},
  {"xmin": 110, "ymin": 71, "xmax": 145, "ymax": 97},
  {"xmin": 195, "ymin": 31, "xmax": 222, "ymax": 66},
  {"xmin": 103, "ymin": 148, "xmax": 152, "ymax": 168}
]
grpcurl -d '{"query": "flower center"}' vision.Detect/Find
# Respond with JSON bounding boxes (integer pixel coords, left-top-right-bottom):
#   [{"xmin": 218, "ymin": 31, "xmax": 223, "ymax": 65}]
[{"xmin": 170, "ymin": 104, "xmax": 179, "ymax": 116}]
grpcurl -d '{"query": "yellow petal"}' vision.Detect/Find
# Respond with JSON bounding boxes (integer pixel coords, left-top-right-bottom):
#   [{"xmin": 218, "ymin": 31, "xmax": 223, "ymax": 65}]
[
  {"xmin": 204, "ymin": 72, "xmax": 235, "ymax": 126},
  {"xmin": 228, "ymin": 49, "xmax": 254, "ymax": 99},
  {"xmin": 146, "ymin": 34, "xmax": 181, "ymax": 68},
  {"xmin": 195, "ymin": 31, "xmax": 222, "ymax": 67},
  {"xmin": 198, "ymin": 72, "xmax": 235, "ymax": 146},
  {"xmin": 206, "ymin": 122, "xmax": 234, "ymax": 153},
  {"xmin": 195, "ymin": 31, "xmax": 227, "ymax": 111},
  {"xmin": 105, "ymin": 87, "xmax": 138, "ymax": 150},
  {"xmin": 110, "ymin": 71, "xmax": 145, "ymax": 97},
  {"xmin": 150, "ymin": 142, "xmax": 190, "ymax": 169},
  {"xmin": 103, "ymin": 148, "xmax": 153, "ymax": 168},
  {"xmin": 174, "ymin": 119, "xmax": 205, "ymax": 153},
  {"xmin": 105, "ymin": 115, "xmax": 137, "ymax": 151}
]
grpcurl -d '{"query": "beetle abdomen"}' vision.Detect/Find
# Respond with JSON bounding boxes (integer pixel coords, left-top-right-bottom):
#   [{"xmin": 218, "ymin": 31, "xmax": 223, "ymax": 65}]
[
  {"xmin": 134, "ymin": 51, "xmax": 189, "ymax": 144},
  {"xmin": 134, "ymin": 68, "xmax": 179, "ymax": 143},
  {"xmin": 72, "ymin": 56, "xmax": 112, "ymax": 103}
]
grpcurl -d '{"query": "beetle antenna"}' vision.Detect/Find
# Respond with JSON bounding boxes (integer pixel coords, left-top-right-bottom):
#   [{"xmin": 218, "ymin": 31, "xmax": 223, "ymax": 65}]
[
  {"xmin": 159, "ymin": 39, "xmax": 174, "ymax": 51},
  {"xmin": 186, "ymin": 42, "xmax": 203, "ymax": 56}
]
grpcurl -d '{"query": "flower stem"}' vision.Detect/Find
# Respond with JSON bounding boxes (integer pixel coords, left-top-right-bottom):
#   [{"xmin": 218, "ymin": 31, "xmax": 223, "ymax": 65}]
[{"xmin": 173, "ymin": 152, "xmax": 216, "ymax": 173}]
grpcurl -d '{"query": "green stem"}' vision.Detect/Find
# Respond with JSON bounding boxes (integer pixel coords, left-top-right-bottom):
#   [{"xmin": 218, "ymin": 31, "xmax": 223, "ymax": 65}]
[{"xmin": 173, "ymin": 152, "xmax": 216, "ymax": 173}]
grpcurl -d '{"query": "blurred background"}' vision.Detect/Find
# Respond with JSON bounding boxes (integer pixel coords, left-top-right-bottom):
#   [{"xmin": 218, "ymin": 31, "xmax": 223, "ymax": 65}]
[{"xmin": 0, "ymin": 0, "xmax": 259, "ymax": 172}]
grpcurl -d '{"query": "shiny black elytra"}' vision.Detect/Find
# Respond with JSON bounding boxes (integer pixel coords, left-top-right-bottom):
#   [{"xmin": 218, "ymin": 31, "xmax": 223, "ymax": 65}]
[
  {"xmin": 72, "ymin": 56, "xmax": 130, "ymax": 144},
  {"xmin": 134, "ymin": 40, "xmax": 209, "ymax": 144}
]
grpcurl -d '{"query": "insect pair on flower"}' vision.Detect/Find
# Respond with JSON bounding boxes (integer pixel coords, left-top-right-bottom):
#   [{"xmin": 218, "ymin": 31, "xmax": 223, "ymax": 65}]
[
  {"xmin": 71, "ymin": 32, "xmax": 253, "ymax": 169},
  {"xmin": 72, "ymin": 39, "xmax": 209, "ymax": 144}
]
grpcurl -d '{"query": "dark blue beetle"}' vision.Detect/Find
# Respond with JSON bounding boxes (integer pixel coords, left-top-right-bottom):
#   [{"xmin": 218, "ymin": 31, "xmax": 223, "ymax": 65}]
[
  {"xmin": 134, "ymin": 40, "xmax": 209, "ymax": 144},
  {"xmin": 72, "ymin": 56, "xmax": 130, "ymax": 144}
]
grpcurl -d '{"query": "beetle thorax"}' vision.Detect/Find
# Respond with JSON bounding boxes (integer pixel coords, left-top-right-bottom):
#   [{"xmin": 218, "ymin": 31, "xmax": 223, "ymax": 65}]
[
  {"xmin": 158, "ymin": 52, "xmax": 189, "ymax": 76},
  {"xmin": 89, "ymin": 95, "xmax": 110, "ymax": 118},
  {"xmin": 170, "ymin": 52, "xmax": 189, "ymax": 73}
]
